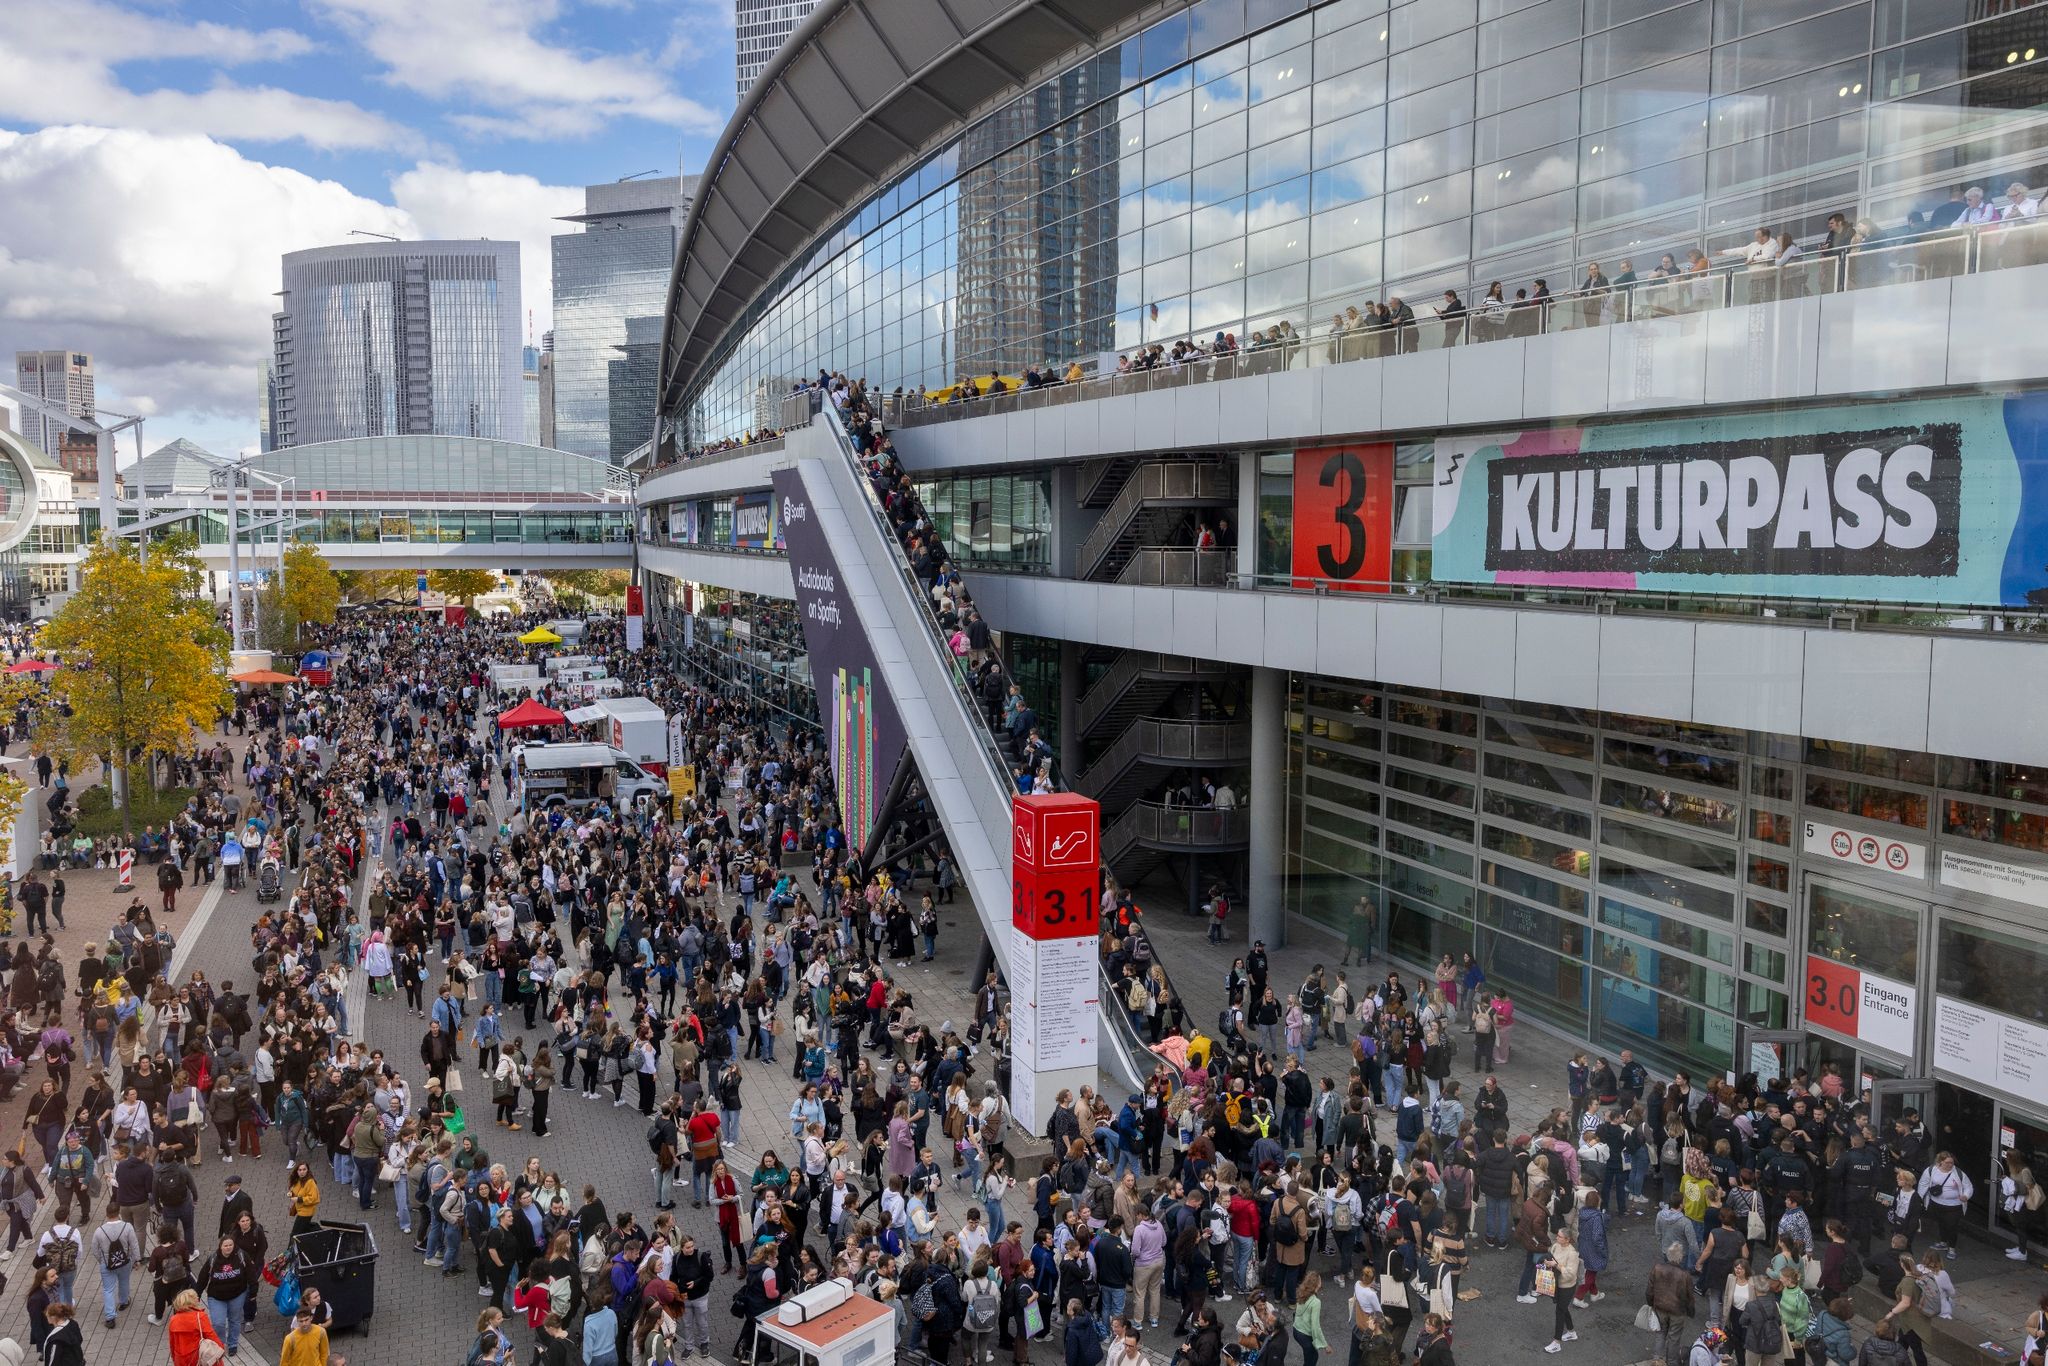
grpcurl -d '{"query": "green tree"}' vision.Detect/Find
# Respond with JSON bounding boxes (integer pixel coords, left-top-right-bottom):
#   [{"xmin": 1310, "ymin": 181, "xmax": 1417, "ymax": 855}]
[
  {"xmin": 535, "ymin": 569, "xmax": 629, "ymax": 601},
  {"xmin": 428, "ymin": 569, "xmax": 500, "ymax": 604},
  {"xmin": 39, "ymin": 540, "xmax": 231, "ymax": 831}
]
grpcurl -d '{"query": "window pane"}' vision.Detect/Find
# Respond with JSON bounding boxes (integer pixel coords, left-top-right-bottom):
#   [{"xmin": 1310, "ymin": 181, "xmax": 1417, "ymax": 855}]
[
  {"xmin": 1472, "ymin": 189, "xmax": 1576, "ymax": 252},
  {"xmin": 1808, "ymin": 882, "xmax": 1920, "ymax": 978},
  {"xmin": 1390, "ymin": 0, "xmax": 1478, "ymax": 49},
  {"xmin": 1476, "ymin": 41, "xmax": 1584, "ymax": 117},
  {"xmin": 1578, "ymin": 155, "xmax": 1705, "ymax": 224},
  {"xmin": 1938, "ymin": 918, "xmax": 2048, "ymax": 1024},
  {"xmin": 1582, "ymin": 1, "xmax": 1708, "ymax": 82},
  {"xmin": 1709, "ymin": 56, "xmax": 1869, "ymax": 148},
  {"xmin": 1600, "ymin": 776, "xmax": 1738, "ymax": 833},
  {"xmin": 1386, "ymin": 171, "xmax": 1472, "ymax": 233},
  {"xmin": 1387, "ymin": 125, "xmax": 1474, "ymax": 188},
  {"xmin": 1388, "ymin": 77, "xmax": 1476, "ymax": 141},
  {"xmin": 1582, "ymin": 51, "xmax": 1712, "ymax": 131},
  {"xmin": 1712, "ymin": 6, "xmax": 1871, "ymax": 92},
  {"xmin": 1389, "ymin": 30, "xmax": 1478, "ymax": 99},
  {"xmin": 1475, "ymin": 90, "xmax": 1581, "ymax": 159},
  {"xmin": 1479, "ymin": 0, "xmax": 1584, "ymax": 64}
]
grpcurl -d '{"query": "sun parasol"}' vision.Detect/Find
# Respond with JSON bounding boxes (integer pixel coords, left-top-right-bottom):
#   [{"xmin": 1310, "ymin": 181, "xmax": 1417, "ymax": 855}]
[
  {"xmin": 229, "ymin": 668, "xmax": 301, "ymax": 685},
  {"xmin": 496, "ymin": 698, "xmax": 568, "ymax": 730},
  {"xmin": 517, "ymin": 626, "xmax": 563, "ymax": 645},
  {"xmin": 4, "ymin": 660, "xmax": 57, "ymax": 675}
]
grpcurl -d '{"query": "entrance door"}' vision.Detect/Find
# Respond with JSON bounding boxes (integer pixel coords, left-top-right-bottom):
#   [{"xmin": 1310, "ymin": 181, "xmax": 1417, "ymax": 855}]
[{"xmin": 1871, "ymin": 1078, "xmax": 1936, "ymax": 1141}]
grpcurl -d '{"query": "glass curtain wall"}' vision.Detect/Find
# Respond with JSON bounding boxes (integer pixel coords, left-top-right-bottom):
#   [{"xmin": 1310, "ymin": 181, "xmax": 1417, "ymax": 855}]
[
  {"xmin": 1284, "ymin": 675, "xmax": 1797, "ymax": 1077},
  {"xmin": 911, "ymin": 471, "xmax": 1054, "ymax": 570},
  {"xmin": 680, "ymin": 0, "xmax": 2048, "ymax": 447}
]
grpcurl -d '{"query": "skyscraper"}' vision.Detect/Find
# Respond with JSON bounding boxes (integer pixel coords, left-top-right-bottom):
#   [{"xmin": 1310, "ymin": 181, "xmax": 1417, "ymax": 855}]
[
  {"xmin": 12, "ymin": 350, "xmax": 95, "ymax": 458},
  {"xmin": 538, "ymin": 332, "xmax": 556, "ymax": 449},
  {"xmin": 268, "ymin": 240, "xmax": 522, "ymax": 449},
  {"xmin": 735, "ymin": 0, "xmax": 820, "ymax": 98},
  {"xmin": 521, "ymin": 344, "xmax": 543, "ymax": 446},
  {"xmin": 550, "ymin": 177, "xmax": 693, "ymax": 461}
]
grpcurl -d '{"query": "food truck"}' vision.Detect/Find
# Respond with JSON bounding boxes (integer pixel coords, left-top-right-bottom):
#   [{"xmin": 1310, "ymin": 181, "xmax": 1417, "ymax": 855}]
[
  {"xmin": 592, "ymin": 697, "xmax": 668, "ymax": 771},
  {"xmin": 514, "ymin": 743, "xmax": 666, "ymax": 813}
]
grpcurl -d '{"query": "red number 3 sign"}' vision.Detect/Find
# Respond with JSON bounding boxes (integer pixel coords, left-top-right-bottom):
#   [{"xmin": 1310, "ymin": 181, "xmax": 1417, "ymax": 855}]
[{"xmin": 1292, "ymin": 443, "xmax": 1395, "ymax": 591}]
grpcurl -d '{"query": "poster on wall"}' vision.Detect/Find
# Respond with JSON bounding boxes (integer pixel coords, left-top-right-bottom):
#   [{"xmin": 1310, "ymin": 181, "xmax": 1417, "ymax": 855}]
[
  {"xmin": 1804, "ymin": 954, "xmax": 1918, "ymax": 1056},
  {"xmin": 1802, "ymin": 819, "xmax": 1927, "ymax": 879},
  {"xmin": 1431, "ymin": 395, "xmax": 2048, "ymax": 604},
  {"xmin": 733, "ymin": 491, "xmax": 776, "ymax": 549},
  {"xmin": 771, "ymin": 468, "xmax": 906, "ymax": 852},
  {"xmin": 1933, "ymin": 996, "xmax": 2048, "ymax": 1099},
  {"xmin": 1291, "ymin": 443, "xmax": 1395, "ymax": 590}
]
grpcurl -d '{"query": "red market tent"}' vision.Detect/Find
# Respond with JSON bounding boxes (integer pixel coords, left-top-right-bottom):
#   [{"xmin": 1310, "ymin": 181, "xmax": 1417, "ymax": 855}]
[
  {"xmin": 5, "ymin": 660, "xmax": 57, "ymax": 674},
  {"xmin": 496, "ymin": 699, "xmax": 567, "ymax": 730}
]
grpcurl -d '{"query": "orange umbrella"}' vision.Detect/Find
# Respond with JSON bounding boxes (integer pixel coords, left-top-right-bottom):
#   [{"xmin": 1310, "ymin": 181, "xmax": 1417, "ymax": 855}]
[{"xmin": 230, "ymin": 668, "xmax": 301, "ymax": 685}]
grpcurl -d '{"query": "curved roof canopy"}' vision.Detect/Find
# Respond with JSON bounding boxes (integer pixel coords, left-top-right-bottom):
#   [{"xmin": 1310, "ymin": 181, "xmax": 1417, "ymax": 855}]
[
  {"xmin": 245, "ymin": 435, "xmax": 624, "ymax": 500},
  {"xmin": 659, "ymin": 0, "xmax": 1159, "ymax": 416}
]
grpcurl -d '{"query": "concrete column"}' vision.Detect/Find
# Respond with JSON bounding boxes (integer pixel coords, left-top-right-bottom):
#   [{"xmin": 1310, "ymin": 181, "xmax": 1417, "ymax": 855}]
[
  {"xmin": 1236, "ymin": 450, "xmax": 1260, "ymax": 587},
  {"xmin": 1058, "ymin": 638, "xmax": 1082, "ymax": 780},
  {"xmin": 1248, "ymin": 664, "xmax": 1286, "ymax": 948}
]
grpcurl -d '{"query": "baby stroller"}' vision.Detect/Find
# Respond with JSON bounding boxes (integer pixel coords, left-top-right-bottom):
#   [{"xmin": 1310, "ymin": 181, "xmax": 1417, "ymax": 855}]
[{"xmin": 255, "ymin": 856, "xmax": 283, "ymax": 903}]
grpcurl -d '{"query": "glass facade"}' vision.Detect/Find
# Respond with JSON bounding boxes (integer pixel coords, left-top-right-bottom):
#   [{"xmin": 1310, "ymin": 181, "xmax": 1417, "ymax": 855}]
[
  {"xmin": 910, "ymin": 471, "xmax": 1054, "ymax": 571},
  {"xmin": 553, "ymin": 220, "xmax": 678, "ymax": 460},
  {"xmin": 1284, "ymin": 676, "xmax": 1802, "ymax": 1078},
  {"xmin": 678, "ymin": 0, "xmax": 2048, "ymax": 447}
]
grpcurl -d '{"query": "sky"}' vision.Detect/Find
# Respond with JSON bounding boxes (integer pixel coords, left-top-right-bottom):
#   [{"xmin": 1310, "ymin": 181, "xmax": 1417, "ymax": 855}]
[{"xmin": 0, "ymin": 0, "xmax": 740, "ymax": 461}]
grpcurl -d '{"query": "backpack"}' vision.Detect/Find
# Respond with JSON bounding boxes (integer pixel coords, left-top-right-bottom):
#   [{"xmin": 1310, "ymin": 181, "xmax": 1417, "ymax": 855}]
[
  {"xmin": 966, "ymin": 1281, "xmax": 1000, "ymax": 1333},
  {"xmin": 47, "ymin": 1230, "xmax": 79, "ymax": 1275},
  {"xmin": 1749, "ymin": 1301, "xmax": 1783, "ymax": 1354},
  {"xmin": 1372, "ymin": 1197, "xmax": 1401, "ymax": 1242},
  {"xmin": 153, "ymin": 1165, "xmax": 192, "ymax": 1209},
  {"xmin": 158, "ymin": 1246, "xmax": 190, "ymax": 1284},
  {"xmin": 911, "ymin": 1278, "xmax": 937, "ymax": 1323},
  {"xmin": 104, "ymin": 1229, "xmax": 132, "ymax": 1271},
  {"xmin": 1839, "ymin": 1247, "xmax": 1865, "ymax": 1289},
  {"xmin": 1270, "ymin": 1200, "xmax": 1301, "ymax": 1246},
  {"xmin": 1443, "ymin": 1166, "xmax": 1470, "ymax": 1211}
]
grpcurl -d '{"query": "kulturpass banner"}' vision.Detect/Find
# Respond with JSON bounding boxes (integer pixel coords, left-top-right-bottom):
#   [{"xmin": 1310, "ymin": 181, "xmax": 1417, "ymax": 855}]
[
  {"xmin": 771, "ymin": 467, "xmax": 907, "ymax": 851},
  {"xmin": 1431, "ymin": 394, "xmax": 2048, "ymax": 605}
]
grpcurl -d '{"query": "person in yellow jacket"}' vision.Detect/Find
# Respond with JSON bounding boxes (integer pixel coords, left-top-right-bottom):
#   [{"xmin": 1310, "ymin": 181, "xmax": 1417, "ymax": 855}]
[
  {"xmin": 288, "ymin": 1162, "xmax": 321, "ymax": 1239},
  {"xmin": 279, "ymin": 1304, "xmax": 333, "ymax": 1366}
]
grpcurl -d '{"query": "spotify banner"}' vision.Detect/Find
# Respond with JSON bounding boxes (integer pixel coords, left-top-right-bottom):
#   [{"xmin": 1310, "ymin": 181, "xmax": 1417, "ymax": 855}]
[{"xmin": 1431, "ymin": 394, "xmax": 2048, "ymax": 605}]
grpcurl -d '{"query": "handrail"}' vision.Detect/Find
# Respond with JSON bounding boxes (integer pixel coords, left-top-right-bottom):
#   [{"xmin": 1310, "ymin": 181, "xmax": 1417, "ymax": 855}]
[
  {"xmin": 1116, "ymin": 547, "xmax": 1233, "ymax": 587},
  {"xmin": 1075, "ymin": 652, "xmax": 1219, "ymax": 736},
  {"xmin": 1074, "ymin": 716, "xmax": 1250, "ymax": 799},
  {"xmin": 884, "ymin": 216, "xmax": 2048, "ymax": 430},
  {"xmin": 1105, "ymin": 799, "xmax": 1251, "ymax": 854}
]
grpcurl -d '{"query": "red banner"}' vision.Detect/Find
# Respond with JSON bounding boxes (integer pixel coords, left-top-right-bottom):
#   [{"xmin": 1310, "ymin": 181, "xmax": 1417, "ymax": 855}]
[
  {"xmin": 443, "ymin": 605, "xmax": 467, "ymax": 628},
  {"xmin": 1012, "ymin": 792, "xmax": 1100, "ymax": 942},
  {"xmin": 1803, "ymin": 955, "xmax": 1862, "ymax": 1039},
  {"xmin": 626, "ymin": 584, "xmax": 644, "ymax": 616},
  {"xmin": 1291, "ymin": 442, "xmax": 1395, "ymax": 591}
]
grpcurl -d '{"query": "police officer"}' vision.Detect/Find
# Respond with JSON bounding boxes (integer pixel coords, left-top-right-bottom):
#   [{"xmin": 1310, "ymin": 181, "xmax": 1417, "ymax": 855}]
[{"xmin": 1830, "ymin": 1130, "xmax": 1881, "ymax": 1257}]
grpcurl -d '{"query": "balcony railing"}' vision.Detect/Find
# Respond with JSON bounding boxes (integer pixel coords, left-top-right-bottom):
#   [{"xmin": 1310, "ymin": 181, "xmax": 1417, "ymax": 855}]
[
  {"xmin": 885, "ymin": 217, "xmax": 2047, "ymax": 428},
  {"xmin": 1118, "ymin": 547, "xmax": 1232, "ymax": 587}
]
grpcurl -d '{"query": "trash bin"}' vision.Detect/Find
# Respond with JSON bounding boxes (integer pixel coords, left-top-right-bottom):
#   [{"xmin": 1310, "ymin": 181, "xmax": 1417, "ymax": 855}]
[{"xmin": 292, "ymin": 1220, "xmax": 377, "ymax": 1329}]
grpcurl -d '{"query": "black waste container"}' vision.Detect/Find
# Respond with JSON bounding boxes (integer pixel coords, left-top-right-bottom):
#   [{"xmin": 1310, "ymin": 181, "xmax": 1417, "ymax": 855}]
[{"xmin": 292, "ymin": 1220, "xmax": 377, "ymax": 1329}]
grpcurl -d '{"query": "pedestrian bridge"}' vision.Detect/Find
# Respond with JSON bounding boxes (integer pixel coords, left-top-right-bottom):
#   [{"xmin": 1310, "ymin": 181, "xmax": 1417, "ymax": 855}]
[{"xmin": 111, "ymin": 434, "xmax": 636, "ymax": 571}]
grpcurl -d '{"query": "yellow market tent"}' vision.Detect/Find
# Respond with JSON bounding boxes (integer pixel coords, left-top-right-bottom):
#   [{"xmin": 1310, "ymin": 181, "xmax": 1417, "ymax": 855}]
[{"xmin": 517, "ymin": 626, "xmax": 563, "ymax": 645}]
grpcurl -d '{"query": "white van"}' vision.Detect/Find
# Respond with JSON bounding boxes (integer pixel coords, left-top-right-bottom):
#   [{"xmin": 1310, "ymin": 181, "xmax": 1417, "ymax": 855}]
[{"xmin": 515, "ymin": 743, "xmax": 665, "ymax": 813}]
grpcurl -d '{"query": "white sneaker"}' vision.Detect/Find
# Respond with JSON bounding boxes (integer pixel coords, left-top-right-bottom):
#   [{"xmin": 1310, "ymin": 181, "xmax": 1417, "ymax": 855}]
[
  {"xmin": 1562, "ymin": 1332, "xmax": 1578, "ymax": 1342},
  {"xmin": 0, "ymin": 1251, "xmax": 10, "ymax": 1262},
  {"xmin": 478, "ymin": 1286, "xmax": 491, "ymax": 1297},
  {"xmin": 1588, "ymin": 1293, "xmax": 1605, "ymax": 1303},
  {"xmin": 1516, "ymin": 1294, "xmax": 1539, "ymax": 1304},
  {"xmin": 2007, "ymin": 1247, "xmax": 2029, "ymax": 1261},
  {"xmin": 426, "ymin": 1255, "xmax": 441, "ymax": 1265},
  {"xmin": 1544, "ymin": 1343, "xmax": 1561, "ymax": 1354}
]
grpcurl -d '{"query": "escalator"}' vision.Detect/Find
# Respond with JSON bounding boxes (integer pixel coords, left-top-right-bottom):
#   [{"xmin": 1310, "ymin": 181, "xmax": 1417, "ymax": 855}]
[{"xmin": 781, "ymin": 407, "xmax": 1160, "ymax": 1091}]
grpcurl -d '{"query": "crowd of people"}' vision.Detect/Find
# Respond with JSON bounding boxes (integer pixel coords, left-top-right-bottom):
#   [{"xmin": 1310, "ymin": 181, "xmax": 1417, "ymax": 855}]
[{"xmin": 1, "ymin": 372, "xmax": 2046, "ymax": 1366}]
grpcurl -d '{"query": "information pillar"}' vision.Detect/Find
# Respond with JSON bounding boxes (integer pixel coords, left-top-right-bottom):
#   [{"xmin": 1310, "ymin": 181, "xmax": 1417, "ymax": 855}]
[{"xmin": 1008, "ymin": 792, "xmax": 1103, "ymax": 1136}]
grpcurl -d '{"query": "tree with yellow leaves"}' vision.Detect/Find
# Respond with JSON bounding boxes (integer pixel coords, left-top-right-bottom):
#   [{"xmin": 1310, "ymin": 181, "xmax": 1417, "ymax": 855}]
[
  {"xmin": 428, "ymin": 569, "xmax": 501, "ymax": 604},
  {"xmin": 39, "ymin": 539, "xmax": 231, "ymax": 831},
  {"xmin": 336, "ymin": 569, "xmax": 417, "ymax": 604},
  {"xmin": 254, "ymin": 544, "xmax": 342, "ymax": 650}
]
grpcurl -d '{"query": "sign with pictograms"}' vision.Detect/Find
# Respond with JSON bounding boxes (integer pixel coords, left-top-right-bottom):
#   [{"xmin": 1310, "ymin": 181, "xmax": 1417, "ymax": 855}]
[
  {"xmin": 1010, "ymin": 793, "xmax": 1101, "ymax": 1133},
  {"xmin": 1804, "ymin": 953, "xmax": 1918, "ymax": 1057},
  {"xmin": 1291, "ymin": 443, "xmax": 1395, "ymax": 591},
  {"xmin": 1801, "ymin": 819, "xmax": 1926, "ymax": 879}
]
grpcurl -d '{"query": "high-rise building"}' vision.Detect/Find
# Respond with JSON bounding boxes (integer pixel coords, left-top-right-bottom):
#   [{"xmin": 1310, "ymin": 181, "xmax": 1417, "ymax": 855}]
[
  {"xmin": 550, "ymin": 177, "xmax": 693, "ymax": 461},
  {"xmin": 259, "ymin": 359, "xmax": 276, "ymax": 453},
  {"xmin": 735, "ymin": 0, "xmax": 820, "ymax": 98},
  {"xmin": 521, "ymin": 344, "xmax": 543, "ymax": 446},
  {"xmin": 268, "ymin": 240, "xmax": 521, "ymax": 449},
  {"xmin": 609, "ymin": 317, "xmax": 664, "ymax": 458},
  {"xmin": 12, "ymin": 350, "xmax": 94, "ymax": 458}
]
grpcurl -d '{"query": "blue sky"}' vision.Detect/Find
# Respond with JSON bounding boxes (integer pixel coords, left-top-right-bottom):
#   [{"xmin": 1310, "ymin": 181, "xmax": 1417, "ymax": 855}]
[{"xmin": 0, "ymin": 0, "xmax": 742, "ymax": 458}]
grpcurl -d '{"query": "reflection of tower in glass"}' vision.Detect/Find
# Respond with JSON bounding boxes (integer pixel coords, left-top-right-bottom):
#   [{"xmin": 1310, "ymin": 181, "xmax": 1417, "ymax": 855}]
[
  {"xmin": 833, "ymin": 666, "xmax": 876, "ymax": 846},
  {"xmin": 953, "ymin": 51, "xmax": 1121, "ymax": 381}
]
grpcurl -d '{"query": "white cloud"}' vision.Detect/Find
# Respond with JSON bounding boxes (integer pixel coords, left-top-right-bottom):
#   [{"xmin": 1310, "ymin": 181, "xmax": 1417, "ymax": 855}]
[
  {"xmin": 314, "ymin": 0, "xmax": 727, "ymax": 140},
  {"xmin": 0, "ymin": 1, "xmax": 411, "ymax": 150},
  {"xmin": 0, "ymin": 127, "xmax": 577, "ymax": 440}
]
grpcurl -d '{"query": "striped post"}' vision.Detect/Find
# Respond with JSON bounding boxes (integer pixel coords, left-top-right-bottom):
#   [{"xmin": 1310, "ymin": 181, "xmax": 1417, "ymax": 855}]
[{"xmin": 117, "ymin": 847, "xmax": 134, "ymax": 889}]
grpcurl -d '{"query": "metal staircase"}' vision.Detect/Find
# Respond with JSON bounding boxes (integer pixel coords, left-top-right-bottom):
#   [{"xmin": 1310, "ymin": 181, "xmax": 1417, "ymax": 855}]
[
  {"xmin": 1075, "ymin": 461, "xmax": 1234, "ymax": 582},
  {"xmin": 1076, "ymin": 651, "xmax": 1233, "ymax": 736},
  {"xmin": 1103, "ymin": 800, "xmax": 1252, "ymax": 885}
]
